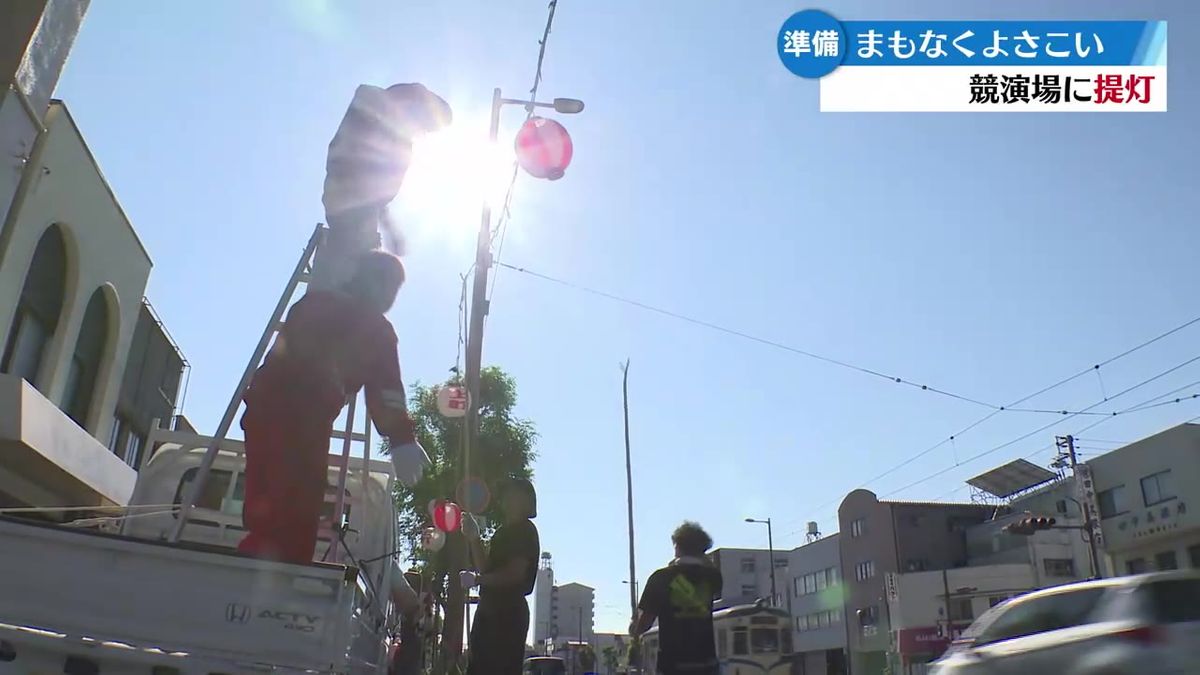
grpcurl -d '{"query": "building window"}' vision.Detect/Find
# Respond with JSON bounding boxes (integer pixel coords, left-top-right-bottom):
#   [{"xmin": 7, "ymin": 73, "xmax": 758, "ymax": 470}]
[
  {"xmin": 1, "ymin": 225, "xmax": 67, "ymax": 390},
  {"xmin": 1141, "ymin": 471, "xmax": 1176, "ymax": 507},
  {"xmin": 1189, "ymin": 545, "xmax": 1200, "ymax": 569},
  {"xmin": 740, "ymin": 584, "xmax": 757, "ymax": 597},
  {"xmin": 948, "ymin": 598, "xmax": 973, "ymax": 622},
  {"xmin": 827, "ymin": 566, "xmax": 841, "ymax": 586},
  {"xmin": 1156, "ymin": 550, "xmax": 1178, "ymax": 571},
  {"xmin": 107, "ymin": 415, "xmax": 124, "ymax": 452},
  {"xmin": 774, "ymin": 557, "xmax": 789, "ymax": 569},
  {"xmin": 63, "ymin": 288, "xmax": 111, "ymax": 430},
  {"xmin": 857, "ymin": 606, "xmax": 878, "ymax": 627},
  {"xmin": 905, "ymin": 558, "xmax": 929, "ymax": 572},
  {"xmin": 855, "ymin": 561, "xmax": 875, "ymax": 582},
  {"xmin": 851, "ymin": 518, "xmax": 866, "ymax": 538},
  {"xmin": 1055, "ymin": 500, "xmax": 1068, "ymax": 514},
  {"xmin": 1126, "ymin": 558, "xmax": 1147, "ymax": 575},
  {"xmin": 741, "ymin": 557, "xmax": 757, "ymax": 573},
  {"xmin": 1044, "ymin": 558, "xmax": 1075, "ymax": 577},
  {"xmin": 122, "ymin": 430, "xmax": 145, "ymax": 470},
  {"xmin": 732, "ymin": 627, "xmax": 748, "ymax": 655},
  {"xmin": 1098, "ymin": 485, "xmax": 1127, "ymax": 519}
]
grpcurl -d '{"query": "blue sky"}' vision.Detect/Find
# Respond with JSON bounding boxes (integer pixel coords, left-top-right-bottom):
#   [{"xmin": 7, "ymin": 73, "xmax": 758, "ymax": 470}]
[{"xmin": 58, "ymin": 0, "xmax": 1200, "ymax": 633}]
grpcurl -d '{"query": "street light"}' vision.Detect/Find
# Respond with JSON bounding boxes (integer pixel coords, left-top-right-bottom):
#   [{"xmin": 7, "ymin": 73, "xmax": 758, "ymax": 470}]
[
  {"xmin": 463, "ymin": 87, "xmax": 585, "ymax": 480},
  {"xmin": 745, "ymin": 517, "xmax": 777, "ymax": 606},
  {"xmin": 451, "ymin": 86, "xmax": 584, "ymax": 658}
]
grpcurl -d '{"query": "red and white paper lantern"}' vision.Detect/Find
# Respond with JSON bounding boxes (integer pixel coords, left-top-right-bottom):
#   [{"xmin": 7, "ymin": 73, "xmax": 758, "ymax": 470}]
[
  {"xmin": 436, "ymin": 385, "xmax": 469, "ymax": 418},
  {"xmin": 515, "ymin": 117, "xmax": 574, "ymax": 181},
  {"xmin": 431, "ymin": 499, "xmax": 464, "ymax": 533}
]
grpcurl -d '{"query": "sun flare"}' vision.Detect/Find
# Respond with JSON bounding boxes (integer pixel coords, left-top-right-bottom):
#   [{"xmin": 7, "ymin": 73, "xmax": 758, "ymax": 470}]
[{"xmin": 397, "ymin": 121, "xmax": 515, "ymax": 235}]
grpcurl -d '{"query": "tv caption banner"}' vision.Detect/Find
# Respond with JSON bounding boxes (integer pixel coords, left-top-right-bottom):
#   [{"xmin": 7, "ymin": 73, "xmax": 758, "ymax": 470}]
[{"xmin": 777, "ymin": 12, "xmax": 1168, "ymax": 112}]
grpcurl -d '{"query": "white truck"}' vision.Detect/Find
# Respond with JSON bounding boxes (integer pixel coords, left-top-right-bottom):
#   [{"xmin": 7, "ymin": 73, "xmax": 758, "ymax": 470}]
[{"xmin": 0, "ymin": 421, "xmax": 409, "ymax": 675}]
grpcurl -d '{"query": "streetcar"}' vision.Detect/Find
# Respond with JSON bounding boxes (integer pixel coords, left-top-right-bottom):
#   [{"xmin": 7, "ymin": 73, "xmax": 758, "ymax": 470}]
[{"xmin": 641, "ymin": 603, "xmax": 793, "ymax": 674}]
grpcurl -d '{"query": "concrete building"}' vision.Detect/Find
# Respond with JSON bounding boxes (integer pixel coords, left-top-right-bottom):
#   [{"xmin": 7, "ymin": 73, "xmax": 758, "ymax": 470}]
[
  {"xmin": 533, "ymin": 552, "xmax": 555, "ymax": 644},
  {"xmin": 710, "ymin": 547, "xmax": 790, "ymax": 608},
  {"xmin": 837, "ymin": 490, "xmax": 994, "ymax": 675},
  {"xmin": 0, "ymin": 1, "xmax": 188, "ymax": 514},
  {"xmin": 885, "ymin": 563, "xmax": 1036, "ymax": 673},
  {"xmin": 1088, "ymin": 423, "xmax": 1200, "ymax": 576},
  {"xmin": 553, "ymin": 582, "xmax": 596, "ymax": 644},
  {"xmin": 965, "ymin": 479, "xmax": 1096, "ymax": 585},
  {"xmin": 531, "ymin": 555, "xmax": 595, "ymax": 649},
  {"xmin": 1, "ymin": 0, "xmax": 89, "ymax": 226},
  {"xmin": 785, "ymin": 533, "xmax": 848, "ymax": 675}
]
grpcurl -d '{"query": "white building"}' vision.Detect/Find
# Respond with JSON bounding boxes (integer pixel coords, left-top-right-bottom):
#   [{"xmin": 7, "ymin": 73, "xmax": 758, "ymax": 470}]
[
  {"xmin": 553, "ymin": 582, "xmax": 595, "ymax": 644},
  {"xmin": 0, "ymin": 1, "xmax": 188, "ymax": 515},
  {"xmin": 531, "ymin": 553, "xmax": 595, "ymax": 648},
  {"xmin": 784, "ymin": 533, "xmax": 847, "ymax": 675},
  {"xmin": 886, "ymin": 563, "xmax": 1036, "ymax": 673},
  {"xmin": 533, "ymin": 553, "xmax": 555, "ymax": 644},
  {"xmin": 1088, "ymin": 423, "xmax": 1200, "ymax": 575},
  {"xmin": 710, "ymin": 547, "xmax": 790, "ymax": 608}
]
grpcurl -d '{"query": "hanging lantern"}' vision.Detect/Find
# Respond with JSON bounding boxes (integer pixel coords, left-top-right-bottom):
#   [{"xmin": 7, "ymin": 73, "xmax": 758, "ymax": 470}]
[
  {"xmin": 436, "ymin": 385, "xmax": 470, "ymax": 418},
  {"xmin": 515, "ymin": 117, "xmax": 574, "ymax": 181},
  {"xmin": 432, "ymin": 500, "xmax": 464, "ymax": 532},
  {"xmin": 421, "ymin": 526, "xmax": 446, "ymax": 552}
]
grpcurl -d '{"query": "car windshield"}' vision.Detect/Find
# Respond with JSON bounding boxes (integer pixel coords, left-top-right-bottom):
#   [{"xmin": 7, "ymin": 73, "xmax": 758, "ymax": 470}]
[
  {"xmin": 959, "ymin": 603, "xmax": 1009, "ymax": 641},
  {"xmin": 1144, "ymin": 578, "xmax": 1200, "ymax": 623}
]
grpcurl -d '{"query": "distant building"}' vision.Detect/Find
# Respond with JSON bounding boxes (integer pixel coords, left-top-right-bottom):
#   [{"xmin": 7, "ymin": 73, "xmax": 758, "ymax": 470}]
[
  {"xmin": 784, "ymin": 533, "xmax": 847, "ymax": 675},
  {"xmin": 533, "ymin": 553, "xmax": 556, "ymax": 645},
  {"xmin": 837, "ymin": 490, "xmax": 994, "ymax": 675},
  {"xmin": 1087, "ymin": 423, "xmax": 1200, "ymax": 575},
  {"xmin": 885, "ymin": 563, "xmax": 1037, "ymax": 668},
  {"xmin": 554, "ymin": 582, "xmax": 596, "ymax": 644},
  {"xmin": 709, "ymin": 547, "xmax": 789, "ymax": 608},
  {"xmin": 531, "ymin": 553, "xmax": 595, "ymax": 649}
]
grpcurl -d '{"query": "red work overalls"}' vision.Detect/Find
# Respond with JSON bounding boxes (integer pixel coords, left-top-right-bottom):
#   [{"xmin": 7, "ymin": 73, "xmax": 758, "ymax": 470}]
[{"xmin": 237, "ymin": 290, "xmax": 415, "ymax": 564}]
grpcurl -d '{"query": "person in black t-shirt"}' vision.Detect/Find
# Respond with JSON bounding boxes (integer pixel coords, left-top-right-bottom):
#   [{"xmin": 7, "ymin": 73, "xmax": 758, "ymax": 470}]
[
  {"xmin": 630, "ymin": 521, "xmax": 723, "ymax": 675},
  {"xmin": 460, "ymin": 478, "xmax": 540, "ymax": 675}
]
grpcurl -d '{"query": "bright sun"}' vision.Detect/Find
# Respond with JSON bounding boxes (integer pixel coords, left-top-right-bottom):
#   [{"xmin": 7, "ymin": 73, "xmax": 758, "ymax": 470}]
[{"xmin": 397, "ymin": 121, "xmax": 515, "ymax": 235}]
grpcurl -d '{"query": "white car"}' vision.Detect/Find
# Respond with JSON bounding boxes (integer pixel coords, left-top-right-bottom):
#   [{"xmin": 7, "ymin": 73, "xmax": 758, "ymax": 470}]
[{"xmin": 930, "ymin": 570, "xmax": 1200, "ymax": 675}]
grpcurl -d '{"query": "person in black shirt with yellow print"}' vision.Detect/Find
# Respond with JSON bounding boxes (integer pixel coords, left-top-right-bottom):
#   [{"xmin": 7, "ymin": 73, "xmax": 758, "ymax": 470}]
[
  {"xmin": 631, "ymin": 521, "xmax": 723, "ymax": 675},
  {"xmin": 459, "ymin": 478, "xmax": 540, "ymax": 675}
]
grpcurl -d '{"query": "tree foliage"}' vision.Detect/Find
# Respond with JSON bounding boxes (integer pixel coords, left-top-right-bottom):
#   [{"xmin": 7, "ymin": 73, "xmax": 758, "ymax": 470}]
[{"xmin": 387, "ymin": 366, "xmax": 537, "ymax": 667}]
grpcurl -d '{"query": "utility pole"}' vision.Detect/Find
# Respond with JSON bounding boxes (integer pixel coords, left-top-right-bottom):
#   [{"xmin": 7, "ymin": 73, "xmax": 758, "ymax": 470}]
[
  {"xmin": 1058, "ymin": 434, "xmax": 1102, "ymax": 579},
  {"xmin": 622, "ymin": 360, "xmax": 638, "ymax": 620}
]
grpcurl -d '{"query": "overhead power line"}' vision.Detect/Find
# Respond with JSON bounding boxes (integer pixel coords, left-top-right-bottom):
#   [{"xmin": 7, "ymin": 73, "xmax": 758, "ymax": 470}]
[
  {"xmin": 883, "ymin": 353, "xmax": 1200, "ymax": 499},
  {"xmin": 486, "ymin": 0, "xmax": 560, "ymax": 308},
  {"xmin": 784, "ymin": 359, "xmax": 1200, "ymax": 539},
  {"xmin": 494, "ymin": 260, "xmax": 1200, "ymax": 539},
  {"xmin": 499, "ymin": 261, "xmax": 1002, "ymax": 409}
]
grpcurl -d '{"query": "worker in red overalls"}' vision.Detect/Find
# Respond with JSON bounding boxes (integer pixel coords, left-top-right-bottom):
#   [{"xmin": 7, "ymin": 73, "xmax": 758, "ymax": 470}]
[{"xmin": 237, "ymin": 249, "xmax": 428, "ymax": 564}]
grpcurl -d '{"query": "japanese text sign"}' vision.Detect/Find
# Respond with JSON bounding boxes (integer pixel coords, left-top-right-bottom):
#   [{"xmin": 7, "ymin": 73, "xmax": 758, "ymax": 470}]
[{"xmin": 777, "ymin": 12, "xmax": 1168, "ymax": 112}]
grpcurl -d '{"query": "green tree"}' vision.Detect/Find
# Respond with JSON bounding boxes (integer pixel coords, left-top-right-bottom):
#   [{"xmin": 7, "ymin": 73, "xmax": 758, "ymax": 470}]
[
  {"xmin": 601, "ymin": 646, "xmax": 619, "ymax": 675},
  {"xmin": 390, "ymin": 366, "xmax": 537, "ymax": 671},
  {"xmin": 579, "ymin": 644, "xmax": 596, "ymax": 673}
]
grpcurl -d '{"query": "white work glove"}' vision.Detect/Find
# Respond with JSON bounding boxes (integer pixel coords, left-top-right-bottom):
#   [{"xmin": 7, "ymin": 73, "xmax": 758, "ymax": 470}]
[
  {"xmin": 389, "ymin": 439, "xmax": 431, "ymax": 488},
  {"xmin": 459, "ymin": 570, "xmax": 479, "ymax": 590},
  {"xmin": 461, "ymin": 513, "xmax": 481, "ymax": 541}
]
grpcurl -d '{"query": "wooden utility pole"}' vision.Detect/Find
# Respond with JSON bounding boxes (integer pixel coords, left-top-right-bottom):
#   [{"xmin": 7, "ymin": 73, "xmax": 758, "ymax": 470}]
[{"xmin": 622, "ymin": 360, "xmax": 638, "ymax": 620}]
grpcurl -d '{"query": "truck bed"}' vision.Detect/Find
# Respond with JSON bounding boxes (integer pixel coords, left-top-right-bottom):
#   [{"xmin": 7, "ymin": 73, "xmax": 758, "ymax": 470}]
[{"xmin": 0, "ymin": 516, "xmax": 365, "ymax": 674}]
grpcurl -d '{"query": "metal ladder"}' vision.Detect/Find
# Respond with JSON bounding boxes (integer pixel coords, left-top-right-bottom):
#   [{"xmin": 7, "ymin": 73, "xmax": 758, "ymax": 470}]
[{"xmin": 168, "ymin": 223, "xmax": 374, "ymax": 564}]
